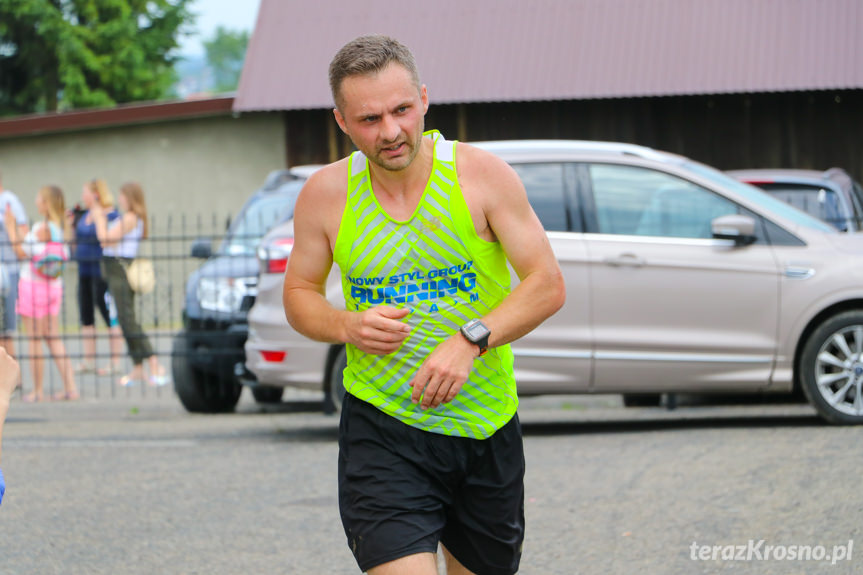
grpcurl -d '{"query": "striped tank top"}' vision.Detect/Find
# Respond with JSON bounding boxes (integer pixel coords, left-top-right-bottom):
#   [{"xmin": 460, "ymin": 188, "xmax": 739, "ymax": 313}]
[{"xmin": 333, "ymin": 131, "xmax": 517, "ymax": 439}]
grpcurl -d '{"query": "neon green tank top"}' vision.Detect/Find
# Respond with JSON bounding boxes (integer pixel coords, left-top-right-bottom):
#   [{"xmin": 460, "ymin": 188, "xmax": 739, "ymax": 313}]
[{"xmin": 333, "ymin": 131, "xmax": 517, "ymax": 439}]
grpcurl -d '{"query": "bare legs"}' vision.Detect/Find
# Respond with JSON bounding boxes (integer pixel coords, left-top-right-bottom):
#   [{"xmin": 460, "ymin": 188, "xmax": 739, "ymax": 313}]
[
  {"xmin": 368, "ymin": 546, "xmax": 475, "ymax": 575},
  {"xmin": 20, "ymin": 314, "xmax": 78, "ymax": 401},
  {"xmin": 108, "ymin": 325, "xmax": 124, "ymax": 370},
  {"xmin": 79, "ymin": 324, "xmax": 125, "ymax": 373},
  {"xmin": 77, "ymin": 325, "xmax": 97, "ymax": 371}
]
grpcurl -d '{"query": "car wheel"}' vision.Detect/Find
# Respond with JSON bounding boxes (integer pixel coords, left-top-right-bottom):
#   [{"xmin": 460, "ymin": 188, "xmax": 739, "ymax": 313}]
[
  {"xmin": 622, "ymin": 393, "xmax": 662, "ymax": 408},
  {"xmin": 172, "ymin": 333, "xmax": 242, "ymax": 413},
  {"xmin": 252, "ymin": 385, "xmax": 284, "ymax": 404},
  {"xmin": 800, "ymin": 310, "xmax": 863, "ymax": 424},
  {"xmin": 324, "ymin": 347, "xmax": 347, "ymax": 414}
]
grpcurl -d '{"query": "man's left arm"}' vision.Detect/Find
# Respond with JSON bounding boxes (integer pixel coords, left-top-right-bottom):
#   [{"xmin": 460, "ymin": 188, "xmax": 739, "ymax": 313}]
[{"xmin": 410, "ymin": 146, "xmax": 566, "ymax": 409}]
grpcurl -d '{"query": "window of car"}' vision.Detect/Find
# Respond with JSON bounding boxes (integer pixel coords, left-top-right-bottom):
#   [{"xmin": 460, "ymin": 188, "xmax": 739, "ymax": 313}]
[
  {"xmin": 587, "ymin": 164, "xmax": 738, "ymax": 239},
  {"xmin": 221, "ymin": 181, "xmax": 305, "ymax": 255},
  {"xmin": 749, "ymin": 182, "xmax": 848, "ymax": 231},
  {"xmin": 509, "ymin": 162, "xmax": 573, "ymax": 232},
  {"xmin": 684, "ymin": 161, "xmax": 836, "ymax": 233}
]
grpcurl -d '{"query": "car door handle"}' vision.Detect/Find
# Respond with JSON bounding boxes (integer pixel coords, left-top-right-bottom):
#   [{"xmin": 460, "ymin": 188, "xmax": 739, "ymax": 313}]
[{"xmin": 603, "ymin": 253, "xmax": 646, "ymax": 267}]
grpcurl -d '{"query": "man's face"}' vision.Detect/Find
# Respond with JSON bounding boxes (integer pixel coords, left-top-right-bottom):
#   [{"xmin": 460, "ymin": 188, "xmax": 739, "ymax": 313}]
[{"xmin": 334, "ymin": 63, "xmax": 429, "ymax": 172}]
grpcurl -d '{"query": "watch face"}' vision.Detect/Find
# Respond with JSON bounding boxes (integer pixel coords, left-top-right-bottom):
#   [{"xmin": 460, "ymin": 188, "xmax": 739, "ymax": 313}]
[{"xmin": 464, "ymin": 320, "xmax": 489, "ymax": 339}]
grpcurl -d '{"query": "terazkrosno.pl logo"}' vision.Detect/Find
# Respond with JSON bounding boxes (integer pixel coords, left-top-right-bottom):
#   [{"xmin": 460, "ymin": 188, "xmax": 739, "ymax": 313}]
[{"xmin": 690, "ymin": 540, "xmax": 853, "ymax": 565}]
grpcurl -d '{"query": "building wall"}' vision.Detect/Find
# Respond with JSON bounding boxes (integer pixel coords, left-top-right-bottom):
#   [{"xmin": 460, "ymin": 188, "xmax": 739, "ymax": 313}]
[
  {"xmin": 0, "ymin": 113, "xmax": 286, "ymax": 223},
  {"xmin": 0, "ymin": 112, "xmax": 287, "ymax": 331}
]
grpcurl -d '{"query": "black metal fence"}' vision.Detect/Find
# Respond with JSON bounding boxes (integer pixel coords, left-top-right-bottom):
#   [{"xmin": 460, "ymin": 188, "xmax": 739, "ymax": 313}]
[
  {"xmin": 1, "ymin": 214, "xmax": 242, "ymax": 401},
  {"xmin": 2, "ymin": 200, "xmax": 859, "ymax": 403}
]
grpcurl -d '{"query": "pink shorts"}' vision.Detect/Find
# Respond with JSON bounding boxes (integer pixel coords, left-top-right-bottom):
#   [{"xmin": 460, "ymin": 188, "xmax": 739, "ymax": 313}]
[{"xmin": 16, "ymin": 278, "xmax": 63, "ymax": 318}]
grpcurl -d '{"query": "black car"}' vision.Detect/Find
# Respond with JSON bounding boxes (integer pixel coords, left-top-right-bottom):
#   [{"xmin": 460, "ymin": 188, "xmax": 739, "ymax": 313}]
[{"xmin": 172, "ymin": 166, "xmax": 318, "ymax": 412}]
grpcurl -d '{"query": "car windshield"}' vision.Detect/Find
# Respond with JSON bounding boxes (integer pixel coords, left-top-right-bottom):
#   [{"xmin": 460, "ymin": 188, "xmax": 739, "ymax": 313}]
[
  {"xmin": 220, "ymin": 181, "xmax": 304, "ymax": 255},
  {"xmin": 685, "ymin": 161, "xmax": 836, "ymax": 233},
  {"xmin": 750, "ymin": 183, "xmax": 848, "ymax": 231}
]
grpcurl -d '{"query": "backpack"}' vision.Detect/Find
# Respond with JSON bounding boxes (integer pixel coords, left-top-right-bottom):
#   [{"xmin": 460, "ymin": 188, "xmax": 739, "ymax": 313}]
[{"xmin": 30, "ymin": 224, "xmax": 68, "ymax": 280}]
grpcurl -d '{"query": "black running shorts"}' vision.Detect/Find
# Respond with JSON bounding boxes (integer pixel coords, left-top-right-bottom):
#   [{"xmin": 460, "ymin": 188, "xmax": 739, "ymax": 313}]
[{"xmin": 338, "ymin": 393, "xmax": 525, "ymax": 575}]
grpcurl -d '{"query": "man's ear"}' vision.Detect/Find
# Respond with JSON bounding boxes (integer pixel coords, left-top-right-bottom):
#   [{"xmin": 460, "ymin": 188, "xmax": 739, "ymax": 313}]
[
  {"xmin": 420, "ymin": 84, "xmax": 429, "ymax": 115},
  {"xmin": 333, "ymin": 108, "xmax": 348, "ymax": 134}
]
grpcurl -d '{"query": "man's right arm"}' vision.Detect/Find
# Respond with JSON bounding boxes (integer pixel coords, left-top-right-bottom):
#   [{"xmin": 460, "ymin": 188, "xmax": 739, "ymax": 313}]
[
  {"xmin": 282, "ymin": 167, "xmax": 347, "ymax": 344},
  {"xmin": 282, "ymin": 166, "xmax": 410, "ymax": 356}
]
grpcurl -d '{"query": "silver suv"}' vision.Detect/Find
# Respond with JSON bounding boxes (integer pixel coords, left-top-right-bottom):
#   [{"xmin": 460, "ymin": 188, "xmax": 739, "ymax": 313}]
[{"xmin": 245, "ymin": 140, "xmax": 863, "ymax": 425}]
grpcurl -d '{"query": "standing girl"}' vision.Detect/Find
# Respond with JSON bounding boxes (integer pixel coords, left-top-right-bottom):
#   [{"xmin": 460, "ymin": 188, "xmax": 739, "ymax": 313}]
[
  {"xmin": 92, "ymin": 182, "xmax": 168, "ymax": 386},
  {"xmin": 4, "ymin": 185, "xmax": 78, "ymax": 401},
  {"xmin": 67, "ymin": 179, "xmax": 124, "ymax": 375}
]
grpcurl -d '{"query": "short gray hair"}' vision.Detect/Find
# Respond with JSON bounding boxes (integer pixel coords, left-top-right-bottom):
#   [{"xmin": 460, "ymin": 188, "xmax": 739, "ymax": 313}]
[{"xmin": 328, "ymin": 35, "xmax": 420, "ymax": 110}]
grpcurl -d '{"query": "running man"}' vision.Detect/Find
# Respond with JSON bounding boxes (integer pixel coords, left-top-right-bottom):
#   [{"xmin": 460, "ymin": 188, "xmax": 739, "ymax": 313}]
[{"xmin": 283, "ymin": 35, "xmax": 565, "ymax": 575}]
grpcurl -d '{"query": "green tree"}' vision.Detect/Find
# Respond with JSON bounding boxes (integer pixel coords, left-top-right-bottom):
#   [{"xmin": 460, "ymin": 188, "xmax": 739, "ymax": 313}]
[
  {"xmin": 203, "ymin": 26, "xmax": 249, "ymax": 93},
  {"xmin": 0, "ymin": 0, "xmax": 193, "ymax": 115}
]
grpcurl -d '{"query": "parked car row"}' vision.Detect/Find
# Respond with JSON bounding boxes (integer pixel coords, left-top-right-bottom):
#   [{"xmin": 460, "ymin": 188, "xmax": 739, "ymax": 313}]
[{"xmin": 175, "ymin": 141, "xmax": 863, "ymax": 425}]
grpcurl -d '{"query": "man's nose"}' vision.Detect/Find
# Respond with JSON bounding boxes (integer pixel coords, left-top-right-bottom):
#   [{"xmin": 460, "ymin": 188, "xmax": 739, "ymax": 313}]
[{"xmin": 380, "ymin": 115, "xmax": 400, "ymax": 141}]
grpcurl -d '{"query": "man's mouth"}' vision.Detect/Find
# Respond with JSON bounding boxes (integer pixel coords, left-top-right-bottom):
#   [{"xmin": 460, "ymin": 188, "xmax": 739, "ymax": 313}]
[{"xmin": 382, "ymin": 142, "xmax": 405, "ymax": 155}]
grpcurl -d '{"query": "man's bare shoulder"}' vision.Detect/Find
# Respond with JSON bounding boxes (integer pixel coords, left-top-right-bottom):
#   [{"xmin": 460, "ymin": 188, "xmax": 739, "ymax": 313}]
[
  {"xmin": 298, "ymin": 158, "xmax": 350, "ymax": 208},
  {"xmin": 455, "ymin": 141, "xmax": 524, "ymax": 200}
]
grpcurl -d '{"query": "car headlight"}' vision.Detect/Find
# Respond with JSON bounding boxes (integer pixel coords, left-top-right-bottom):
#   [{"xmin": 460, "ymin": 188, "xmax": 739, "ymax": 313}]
[{"xmin": 198, "ymin": 276, "xmax": 257, "ymax": 313}]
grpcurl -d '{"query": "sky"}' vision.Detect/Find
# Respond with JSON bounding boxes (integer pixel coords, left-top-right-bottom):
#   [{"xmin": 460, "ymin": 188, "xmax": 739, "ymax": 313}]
[{"xmin": 179, "ymin": 0, "xmax": 262, "ymax": 57}]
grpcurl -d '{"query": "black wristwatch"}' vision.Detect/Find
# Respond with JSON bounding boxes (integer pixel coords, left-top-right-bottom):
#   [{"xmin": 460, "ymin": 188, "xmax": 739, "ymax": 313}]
[{"xmin": 460, "ymin": 319, "xmax": 491, "ymax": 357}]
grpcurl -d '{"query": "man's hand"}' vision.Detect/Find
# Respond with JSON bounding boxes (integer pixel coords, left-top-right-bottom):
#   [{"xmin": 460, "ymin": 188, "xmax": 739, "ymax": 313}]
[
  {"xmin": 409, "ymin": 333, "xmax": 478, "ymax": 410},
  {"xmin": 345, "ymin": 305, "xmax": 411, "ymax": 356}
]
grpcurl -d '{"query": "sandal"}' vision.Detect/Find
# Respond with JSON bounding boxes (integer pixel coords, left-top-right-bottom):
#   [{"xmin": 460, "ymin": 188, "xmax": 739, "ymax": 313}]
[
  {"xmin": 97, "ymin": 364, "xmax": 123, "ymax": 376},
  {"xmin": 118, "ymin": 375, "xmax": 144, "ymax": 387},
  {"xmin": 22, "ymin": 392, "xmax": 44, "ymax": 403},
  {"xmin": 148, "ymin": 373, "xmax": 171, "ymax": 387},
  {"xmin": 52, "ymin": 391, "xmax": 80, "ymax": 401},
  {"xmin": 74, "ymin": 363, "xmax": 97, "ymax": 374}
]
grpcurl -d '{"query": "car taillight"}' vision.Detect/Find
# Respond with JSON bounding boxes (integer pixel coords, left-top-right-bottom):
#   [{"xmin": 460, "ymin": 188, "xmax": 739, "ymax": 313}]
[
  {"xmin": 261, "ymin": 350, "xmax": 286, "ymax": 362},
  {"xmin": 257, "ymin": 237, "xmax": 294, "ymax": 274}
]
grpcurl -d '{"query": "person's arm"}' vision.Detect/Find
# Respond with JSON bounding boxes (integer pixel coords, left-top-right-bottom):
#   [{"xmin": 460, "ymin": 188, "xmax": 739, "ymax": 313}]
[
  {"xmin": 65, "ymin": 209, "xmax": 79, "ymax": 257},
  {"xmin": 282, "ymin": 164, "xmax": 411, "ymax": 355},
  {"xmin": 6, "ymin": 221, "xmax": 43, "ymax": 261},
  {"xmin": 92, "ymin": 205, "xmax": 137, "ymax": 248},
  {"xmin": 0, "ymin": 347, "xmax": 21, "ymax": 465},
  {"xmin": 409, "ymin": 144, "xmax": 566, "ymax": 409},
  {"xmin": 3, "ymin": 206, "xmax": 30, "ymax": 260}
]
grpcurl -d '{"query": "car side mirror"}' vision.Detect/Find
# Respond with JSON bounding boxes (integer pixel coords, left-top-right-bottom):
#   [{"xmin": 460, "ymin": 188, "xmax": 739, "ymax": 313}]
[
  {"xmin": 191, "ymin": 238, "xmax": 213, "ymax": 259},
  {"xmin": 712, "ymin": 214, "xmax": 757, "ymax": 246}
]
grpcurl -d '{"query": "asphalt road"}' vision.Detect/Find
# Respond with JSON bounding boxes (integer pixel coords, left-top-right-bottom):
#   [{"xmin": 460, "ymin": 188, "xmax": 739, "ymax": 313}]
[{"xmin": 0, "ymin": 390, "xmax": 860, "ymax": 575}]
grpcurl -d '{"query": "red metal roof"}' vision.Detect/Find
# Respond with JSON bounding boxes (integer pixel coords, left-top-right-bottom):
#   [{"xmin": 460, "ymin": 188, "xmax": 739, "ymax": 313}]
[
  {"xmin": 0, "ymin": 97, "xmax": 234, "ymax": 139},
  {"xmin": 235, "ymin": 0, "xmax": 863, "ymax": 112}
]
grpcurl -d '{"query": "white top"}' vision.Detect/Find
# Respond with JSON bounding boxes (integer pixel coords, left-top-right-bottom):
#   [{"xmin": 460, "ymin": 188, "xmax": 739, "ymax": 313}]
[
  {"xmin": 20, "ymin": 221, "xmax": 65, "ymax": 284},
  {"xmin": 103, "ymin": 218, "xmax": 143, "ymax": 259},
  {"xmin": 0, "ymin": 190, "xmax": 27, "ymax": 266}
]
